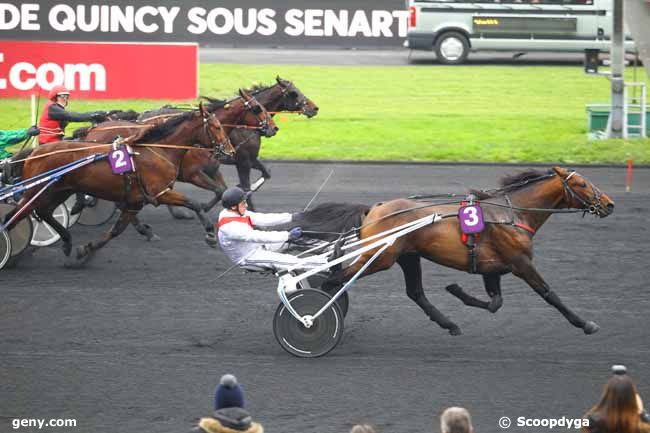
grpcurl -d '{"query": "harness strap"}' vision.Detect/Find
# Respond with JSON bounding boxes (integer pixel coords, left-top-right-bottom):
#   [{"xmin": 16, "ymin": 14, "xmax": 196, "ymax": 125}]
[
  {"xmin": 217, "ymin": 216, "xmax": 253, "ymax": 230},
  {"xmin": 514, "ymin": 222, "xmax": 536, "ymax": 235}
]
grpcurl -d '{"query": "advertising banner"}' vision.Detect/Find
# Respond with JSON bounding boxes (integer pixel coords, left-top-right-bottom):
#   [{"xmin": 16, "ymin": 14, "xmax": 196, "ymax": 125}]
[
  {"xmin": 0, "ymin": 1, "xmax": 408, "ymax": 49},
  {"xmin": 0, "ymin": 40, "xmax": 197, "ymax": 99}
]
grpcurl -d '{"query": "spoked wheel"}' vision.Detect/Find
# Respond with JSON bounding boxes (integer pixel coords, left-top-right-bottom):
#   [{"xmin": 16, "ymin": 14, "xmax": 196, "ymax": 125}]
[
  {"xmin": 77, "ymin": 196, "xmax": 117, "ymax": 226},
  {"xmin": 0, "ymin": 229, "xmax": 11, "ymax": 270},
  {"xmin": 30, "ymin": 204, "xmax": 69, "ymax": 247},
  {"xmin": 0, "ymin": 203, "xmax": 34, "ymax": 264},
  {"xmin": 273, "ymin": 289, "xmax": 344, "ymax": 358}
]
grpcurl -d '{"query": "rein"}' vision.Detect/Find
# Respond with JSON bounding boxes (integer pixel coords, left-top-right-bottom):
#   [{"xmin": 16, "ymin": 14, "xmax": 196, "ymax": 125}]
[{"xmin": 8, "ymin": 142, "xmax": 215, "ymax": 164}]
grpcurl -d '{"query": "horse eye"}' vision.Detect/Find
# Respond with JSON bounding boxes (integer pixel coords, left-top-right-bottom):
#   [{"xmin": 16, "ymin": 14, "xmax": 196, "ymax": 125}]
[
  {"xmin": 289, "ymin": 91, "xmax": 298, "ymax": 98},
  {"xmin": 251, "ymin": 105, "xmax": 262, "ymax": 114}
]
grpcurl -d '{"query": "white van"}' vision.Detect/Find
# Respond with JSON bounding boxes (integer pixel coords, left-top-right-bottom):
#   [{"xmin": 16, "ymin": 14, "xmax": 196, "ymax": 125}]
[{"xmin": 405, "ymin": 0, "xmax": 635, "ymax": 64}]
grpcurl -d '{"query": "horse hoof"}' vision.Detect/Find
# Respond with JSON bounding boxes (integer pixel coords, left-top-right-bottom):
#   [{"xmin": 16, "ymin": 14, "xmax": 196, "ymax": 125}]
[
  {"xmin": 204, "ymin": 233, "xmax": 218, "ymax": 248},
  {"xmin": 445, "ymin": 284, "xmax": 462, "ymax": 296},
  {"xmin": 63, "ymin": 245, "xmax": 95, "ymax": 269},
  {"xmin": 147, "ymin": 234, "xmax": 161, "ymax": 242},
  {"xmin": 448, "ymin": 326, "xmax": 462, "ymax": 336},
  {"xmin": 583, "ymin": 321, "xmax": 600, "ymax": 335},
  {"xmin": 169, "ymin": 207, "xmax": 195, "ymax": 220},
  {"xmin": 487, "ymin": 296, "xmax": 503, "ymax": 313}
]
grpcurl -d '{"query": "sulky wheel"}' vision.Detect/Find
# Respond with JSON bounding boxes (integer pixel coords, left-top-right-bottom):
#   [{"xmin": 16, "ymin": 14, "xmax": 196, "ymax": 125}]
[
  {"xmin": 77, "ymin": 197, "xmax": 117, "ymax": 226},
  {"xmin": 0, "ymin": 203, "xmax": 34, "ymax": 264},
  {"xmin": 30, "ymin": 204, "xmax": 69, "ymax": 247},
  {"xmin": 0, "ymin": 229, "xmax": 11, "ymax": 270},
  {"xmin": 273, "ymin": 289, "xmax": 344, "ymax": 358}
]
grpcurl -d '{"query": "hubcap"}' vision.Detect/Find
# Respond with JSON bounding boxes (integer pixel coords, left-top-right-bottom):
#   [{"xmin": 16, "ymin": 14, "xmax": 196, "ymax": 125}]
[{"xmin": 440, "ymin": 37, "xmax": 464, "ymax": 61}]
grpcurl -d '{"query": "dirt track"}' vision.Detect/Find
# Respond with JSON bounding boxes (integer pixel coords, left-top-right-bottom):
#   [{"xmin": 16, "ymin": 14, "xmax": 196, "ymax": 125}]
[{"xmin": 1, "ymin": 163, "xmax": 649, "ymax": 433}]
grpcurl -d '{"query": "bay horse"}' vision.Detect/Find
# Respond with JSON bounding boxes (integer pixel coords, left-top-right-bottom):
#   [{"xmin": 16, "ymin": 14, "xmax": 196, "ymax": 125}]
[
  {"xmin": 3, "ymin": 107, "xmax": 234, "ymax": 267},
  {"xmin": 293, "ymin": 167, "xmax": 614, "ymax": 336},
  {"xmin": 138, "ymin": 77, "xmax": 319, "ymax": 212},
  {"xmin": 72, "ymin": 89, "xmax": 277, "ymax": 240},
  {"xmin": 78, "ymin": 89, "xmax": 282, "ymax": 216}
]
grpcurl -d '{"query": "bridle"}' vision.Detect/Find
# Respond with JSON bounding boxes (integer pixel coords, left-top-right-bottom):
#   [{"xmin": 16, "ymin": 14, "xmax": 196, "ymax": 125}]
[
  {"xmin": 279, "ymin": 82, "xmax": 308, "ymax": 114},
  {"xmin": 242, "ymin": 96, "xmax": 272, "ymax": 135},
  {"xmin": 560, "ymin": 171, "xmax": 605, "ymax": 216},
  {"xmin": 201, "ymin": 112, "xmax": 232, "ymax": 157}
]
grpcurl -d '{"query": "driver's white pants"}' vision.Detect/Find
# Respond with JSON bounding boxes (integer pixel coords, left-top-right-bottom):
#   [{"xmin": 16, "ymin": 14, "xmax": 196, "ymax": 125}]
[{"xmin": 242, "ymin": 249, "xmax": 328, "ymax": 272}]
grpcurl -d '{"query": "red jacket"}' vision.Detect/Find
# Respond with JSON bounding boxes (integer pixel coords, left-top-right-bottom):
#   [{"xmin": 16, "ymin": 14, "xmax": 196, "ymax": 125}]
[{"xmin": 38, "ymin": 101, "xmax": 64, "ymax": 144}]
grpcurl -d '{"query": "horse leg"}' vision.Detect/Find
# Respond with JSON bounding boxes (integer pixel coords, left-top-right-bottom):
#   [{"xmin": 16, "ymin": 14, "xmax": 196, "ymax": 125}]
[
  {"xmin": 66, "ymin": 209, "xmax": 139, "ymax": 268},
  {"xmin": 130, "ymin": 214, "xmax": 161, "ymax": 242},
  {"xmin": 35, "ymin": 205, "xmax": 72, "ymax": 258},
  {"xmin": 445, "ymin": 274, "xmax": 503, "ymax": 313},
  {"xmin": 157, "ymin": 190, "xmax": 217, "ymax": 247},
  {"xmin": 190, "ymin": 170, "xmax": 227, "ymax": 212},
  {"xmin": 511, "ymin": 255, "xmax": 599, "ymax": 334},
  {"xmin": 397, "ymin": 254, "xmax": 462, "ymax": 335},
  {"xmin": 252, "ymin": 158, "xmax": 271, "ymax": 179}
]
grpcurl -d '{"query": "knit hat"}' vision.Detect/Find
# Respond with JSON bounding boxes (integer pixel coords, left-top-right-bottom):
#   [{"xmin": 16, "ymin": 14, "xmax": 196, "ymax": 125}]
[{"xmin": 214, "ymin": 374, "xmax": 245, "ymax": 409}]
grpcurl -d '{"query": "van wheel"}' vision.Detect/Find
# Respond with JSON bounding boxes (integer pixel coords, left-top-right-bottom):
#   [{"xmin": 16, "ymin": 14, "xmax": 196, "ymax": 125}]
[{"xmin": 435, "ymin": 31, "xmax": 469, "ymax": 65}]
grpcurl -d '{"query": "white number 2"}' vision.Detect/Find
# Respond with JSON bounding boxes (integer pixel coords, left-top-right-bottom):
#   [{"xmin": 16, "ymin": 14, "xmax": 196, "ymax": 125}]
[
  {"xmin": 463, "ymin": 206, "xmax": 479, "ymax": 226},
  {"xmin": 113, "ymin": 150, "xmax": 127, "ymax": 168}
]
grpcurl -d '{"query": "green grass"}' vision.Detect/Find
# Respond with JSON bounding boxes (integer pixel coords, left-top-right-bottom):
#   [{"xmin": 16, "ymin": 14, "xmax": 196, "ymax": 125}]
[{"xmin": 2, "ymin": 63, "xmax": 649, "ymax": 164}]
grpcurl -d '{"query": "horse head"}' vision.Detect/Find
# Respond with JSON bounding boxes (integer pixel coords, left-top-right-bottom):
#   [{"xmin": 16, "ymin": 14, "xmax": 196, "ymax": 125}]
[
  {"xmin": 198, "ymin": 103, "xmax": 235, "ymax": 158},
  {"xmin": 552, "ymin": 166, "xmax": 615, "ymax": 218},
  {"xmin": 238, "ymin": 88, "xmax": 278, "ymax": 138},
  {"xmin": 276, "ymin": 76, "xmax": 319, "ymax": 118}
]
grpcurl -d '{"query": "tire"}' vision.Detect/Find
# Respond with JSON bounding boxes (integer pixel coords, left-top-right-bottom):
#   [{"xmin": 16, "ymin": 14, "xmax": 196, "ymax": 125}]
[
  {"xmin": 273, "ymin": 289, "xmax": 344, "ymax": 358},
  {"xmin": 435, "ymin": 31, "xmax": 470, "ymax": 65},
  {"xmin": 0, "ymin": 203, "xmax": 33, "ymax": 263},
  {"xmin": 0, "ymin": 229, "xmax": 11, "ymax": 270}
]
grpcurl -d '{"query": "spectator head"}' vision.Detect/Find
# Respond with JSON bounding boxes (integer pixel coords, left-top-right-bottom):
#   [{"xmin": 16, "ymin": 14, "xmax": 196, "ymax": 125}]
[
  {"xmin": 350, "ymin": 425, "xmax": 375, "ymax": 433},
  {"xmin": 584, "ymin": 366, "xmax": 643, "ymax": 433},
  {"xmin": 441, "ymin": 407, "xmax": 473, "ymax": 433},
  {"xmin": 214, "ymin": 374, "xmax": 245, "ymax": 410}
]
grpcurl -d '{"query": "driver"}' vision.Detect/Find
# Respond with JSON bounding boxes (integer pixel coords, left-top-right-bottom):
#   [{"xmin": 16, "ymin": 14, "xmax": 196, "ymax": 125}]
[
  {"xmin": 217, "ymin": 187, "xmax": 327, "ymax": 272},
  {"xmin": 38, "ymin": 85, "xmax": 108, "ymax": 144}
]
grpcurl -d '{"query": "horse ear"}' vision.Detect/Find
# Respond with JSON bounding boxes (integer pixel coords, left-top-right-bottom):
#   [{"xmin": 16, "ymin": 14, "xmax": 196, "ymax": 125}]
[
  {"xmin": 198, "ymin": 102, "xmax": 205, "ymax": 116},
  {"xmin": 239, "ymin": 88, "xmax": 247, "ymax": 98},
  {"xmin": 276, "ymin": 75, "xmax": 282, "ymax": 84},
  {"xmin": 552, "ymin": 166, "xmax": 569, "ymax": 177}
]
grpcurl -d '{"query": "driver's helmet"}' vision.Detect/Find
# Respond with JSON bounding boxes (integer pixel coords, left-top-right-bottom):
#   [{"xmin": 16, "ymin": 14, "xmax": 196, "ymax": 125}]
[{"xmin": 49, "ymin": 85, "xmax": 70, "ymax": 101}]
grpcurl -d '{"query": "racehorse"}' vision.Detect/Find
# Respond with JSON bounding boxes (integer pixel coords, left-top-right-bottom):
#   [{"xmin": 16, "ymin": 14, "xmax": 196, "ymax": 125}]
[
  {"xmin": 78, "ymin": 88, "xmax": 283, "ymax": 214},
  {"xmin": 139, "ymin": 77, "xmax": 319, "ymax": 211},
  {"xmin": 2, "ymin": 106, "xmax": 235, "ymax": 267},
  {"xmin": 292, "ymin": 167, "xmax": 615, "ymax": 336}
]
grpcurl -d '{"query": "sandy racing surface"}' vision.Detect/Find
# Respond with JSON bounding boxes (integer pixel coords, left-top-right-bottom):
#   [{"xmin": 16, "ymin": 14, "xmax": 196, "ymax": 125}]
[{"xmin": 1, "ymin": 162, "xmax": 649, "ymax": 433}]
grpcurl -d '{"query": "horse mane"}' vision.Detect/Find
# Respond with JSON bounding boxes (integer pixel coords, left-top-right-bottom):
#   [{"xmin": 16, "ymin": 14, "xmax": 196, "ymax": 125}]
[
  {"xmin": 201, "ymin": 96, "xmax": 229, "ymax": 112},
  {"xmin": 135, "ymin": 110, "xmax": 194, "ymax": 143},
  {"xmin": 267, "ymin": 202, "xmax": 371, "ymax": 241},
  {"xmin": 242, "ymin": 83, "xmax": 273, "ymax": 96},
  {"xmin": 469, "ymin": 169, "xmax": 553, "ymax": 199}
]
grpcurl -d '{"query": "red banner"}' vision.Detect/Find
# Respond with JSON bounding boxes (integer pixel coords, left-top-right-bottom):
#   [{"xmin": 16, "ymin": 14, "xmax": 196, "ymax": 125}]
[{"xmin": 0, "ymin": 41, "xmax": 197, "ymax": 99}]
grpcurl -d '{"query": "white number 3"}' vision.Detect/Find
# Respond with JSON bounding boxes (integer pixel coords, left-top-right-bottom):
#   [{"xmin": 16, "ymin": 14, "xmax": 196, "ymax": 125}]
[{"xmin": 463, "ymin": 206, "xmax": 479, "ymax": 226}]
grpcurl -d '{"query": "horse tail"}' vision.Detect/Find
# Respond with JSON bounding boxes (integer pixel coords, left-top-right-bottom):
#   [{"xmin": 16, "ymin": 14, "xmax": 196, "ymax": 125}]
[
  {"xmin": 277, "ymin": 202, "xmax": 371, "ymax": 240},
  {"xmin": 1, "ymin": 148, "xmax": 34, "ymax": 184}
]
